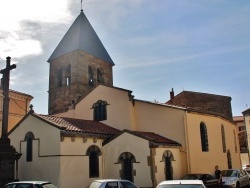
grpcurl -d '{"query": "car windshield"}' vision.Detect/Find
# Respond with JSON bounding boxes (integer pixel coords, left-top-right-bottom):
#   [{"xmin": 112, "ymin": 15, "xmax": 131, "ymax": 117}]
[
  {"xmin": 221, "ymin": 170, "xmax": 238, "ymax": 177},
  {"xmin": 158, "ymin": 185, "xmax": 204, "ymax": 188},
  {"xmin": 89, "ymin": 182, "xmax": 102, "ymax": 188},
  {"xmin": 181, "ymin": 175, "xmax": 201, "ymax": 180},
  {"xmin": 120, "ymin": 182, "xmax": 137, "ymax": 188},
  {"xmin": 3, "ymin": 183, "xmax": 58, "ymax": 188}
]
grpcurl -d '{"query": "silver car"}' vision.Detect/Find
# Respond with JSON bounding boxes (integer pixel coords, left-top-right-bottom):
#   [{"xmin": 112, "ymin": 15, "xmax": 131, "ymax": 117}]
[
  {"xmin": 221, "ymin": 169, "xmax": 250, "ymax": 188},
  {"xmin": 156, "ymin": 180, "xmax": 206, "ymax": 188},
  {"xmin": 89, "ymin": 179, "xmax": 138, "ymax": 188}
]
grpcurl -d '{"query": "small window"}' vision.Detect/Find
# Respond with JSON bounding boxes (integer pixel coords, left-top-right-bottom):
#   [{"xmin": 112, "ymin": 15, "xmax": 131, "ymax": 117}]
[
  {"xmin": 97, "ymin": 68, "xmax": 104, "ymax": 84},
  {"xmin": 221, "ymin": 124, "xmax": 226, "ymax": 153},
  {"xmin": 234, "ymin": 130, "xmax": 237, "ymax": 153},
  {"xmin": 200, "ymin": 122, "xmax": 209, "ymax": 152},
  {"xmin": 88, "ymin": 65, "xmax": 94, "ymax": 86},
  {"xmin": 24, "ymin": 132, "xmax": 35, "ymax": 162},
  {"xmin": 57, "ymin": 68, "xmax": 62, "ymax": 87},
  {"xmin": 66, "ymin": 65, "xmax": 71, "ymax": 86},
  {"xmin": 86, "ymin": 145, "xmax": 101, "ymax": 178},
  {"xmin": 92, "ymin": 100, "xmax": 108, "ymax": 121}
]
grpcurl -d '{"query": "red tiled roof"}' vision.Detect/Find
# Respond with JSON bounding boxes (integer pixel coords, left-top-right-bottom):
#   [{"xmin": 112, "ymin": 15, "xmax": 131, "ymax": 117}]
[
  {"xmin": 134, "ymin": 131, "xmax": 181, "ymax": 146},
  {"xmin": 36, "ymin": 114, "xmax": 120, "ymax": 136}
]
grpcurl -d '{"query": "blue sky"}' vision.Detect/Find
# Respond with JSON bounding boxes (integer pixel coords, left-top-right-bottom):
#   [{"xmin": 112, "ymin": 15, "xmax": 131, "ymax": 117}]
[{"xmin": 0, "ymin": 0, "xmax": 249, "ymax": 116}]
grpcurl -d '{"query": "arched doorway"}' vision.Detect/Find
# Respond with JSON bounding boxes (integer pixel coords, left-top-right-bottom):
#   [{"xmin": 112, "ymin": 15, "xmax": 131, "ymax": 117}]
[
  {"xmin": 118, "ymin": 152, "xmax": 136, "ymax": 182},
  {"xmin": 162, "ymin": 150, "xmax": 174, "ymax": 180}
]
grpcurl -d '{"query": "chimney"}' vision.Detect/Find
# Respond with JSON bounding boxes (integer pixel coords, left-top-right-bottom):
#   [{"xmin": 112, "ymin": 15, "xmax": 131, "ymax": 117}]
[{"xmin": 170, "ymin": 88, "xmax": 174, "ymax": 101}]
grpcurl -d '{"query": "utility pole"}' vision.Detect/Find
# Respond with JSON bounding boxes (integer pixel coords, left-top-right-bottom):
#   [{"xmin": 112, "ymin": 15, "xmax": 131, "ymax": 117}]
[{"xmin": 0, "ymin": 57, "xmax": 21, "ymax": 187}]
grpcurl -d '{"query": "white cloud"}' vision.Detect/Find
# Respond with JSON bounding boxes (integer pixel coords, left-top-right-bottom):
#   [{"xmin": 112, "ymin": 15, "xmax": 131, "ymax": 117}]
[{"xmin": 0, "ymin": 0, "xmax": 72, "ymax": 60}]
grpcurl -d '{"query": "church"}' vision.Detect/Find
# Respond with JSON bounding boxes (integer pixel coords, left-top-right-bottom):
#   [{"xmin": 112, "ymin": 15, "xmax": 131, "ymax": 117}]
[{"xmin": 8, "ymin": 9, "xmax": 240, "ymax": 188}]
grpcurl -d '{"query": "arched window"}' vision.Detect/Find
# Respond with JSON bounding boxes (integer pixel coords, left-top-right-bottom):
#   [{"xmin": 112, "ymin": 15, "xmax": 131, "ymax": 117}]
[
  {"xmin": 162, "ymin": 150, "xmax": 174, "ymax": 180},
  {"xmin": 97, "ymin": 68, "xmax": 104, "ymax": 84},
  {"xmin": 200, "ymin": 122, "xmax": 209, "ymax": 152},
  {"xmin": 92, "ymin": 100, "xmax": 108, "ymax": 121},
  {"xmin": 86, "ymin": 145, "xmax": 101, "ymax": 178},
  {"xmin": 233, "ymin": 130, "xmax": 238, "ymax": 153},
  {"xmin": 221, "ymin": 124, "xmax": 226, "ymax": 153},
  {"xmin": 227, "ymin": 150, "xmax": 232, "ymax": 169},
  {"xmin": 118, "ymin": 152, "xmax": 136, "ymax": 183},
  {"xmin": 57, "ymin": 68, "xmax": 63, "ymax": 87},
  {"xmin": 24, "ymin": 132, "xmax": 35, "ymax": 162},
  {"xmin": 66, "ymin": 64, "xmax": 71, "ymax": 86},
  {"xmin": 88, "ymin": 65, "xmax": 94, "ymax": 86}
]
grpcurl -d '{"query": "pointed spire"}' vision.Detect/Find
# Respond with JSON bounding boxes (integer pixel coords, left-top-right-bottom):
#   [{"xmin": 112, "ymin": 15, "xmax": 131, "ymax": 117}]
[{"xmin": 48, "ymin": 10, "xmax": 114, "ymax": 65}]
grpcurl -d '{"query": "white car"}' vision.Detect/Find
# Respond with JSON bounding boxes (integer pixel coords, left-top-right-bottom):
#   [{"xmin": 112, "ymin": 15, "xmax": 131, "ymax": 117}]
[
  {"xmin": 221, "ymin": 169, "xmax": 250, "ymax": 188},
  {"xmin": 3, "ymin": 181, "xmax": 58, "ymax": 188},
  {"xmin": 89, "ymin": 179, "xmax": 138, "ymax": 188},
  {"xmin": 156, "ymin": 180, "xmax": 206, "ymax": 188}
]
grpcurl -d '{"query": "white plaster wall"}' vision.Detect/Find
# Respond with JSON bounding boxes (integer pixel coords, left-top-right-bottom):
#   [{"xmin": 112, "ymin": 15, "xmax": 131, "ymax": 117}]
[
  {"xmin": 154, "ymin": 147, "xmax": 184, "ymax": 184},
  {"xmin": 103, "ymin": 132, "xmax": 152, "ymax": 188},
  {"xmin": 9, "ymin": 115, "xmax": 61, "ymax": 187},
  {"xmin": 185, "ymin": 112, "xmax": 241, "ymax": 174},
  {"xmin": 61, "ymin": 85, "xmax": 137, "ymax": 131},
  {"xmin": 59, "ymin": 137, "xmax": 104, "ymax": 188},
  {"xmin": 245, "ymin": 114, "xmax": 250, "ymax": 160},
  {"xmin": 241, "ymin": 153, "xmax": 250, "ymax": 166},
  {"xmin": 134, "ymin": 101, "xmax": 186, "ymax": 148}
]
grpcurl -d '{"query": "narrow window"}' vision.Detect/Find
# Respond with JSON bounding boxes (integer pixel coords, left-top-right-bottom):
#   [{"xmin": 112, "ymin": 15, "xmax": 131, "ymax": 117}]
[
  {"xmin": 24, "ymin": 132, "xmax": 35, "ymax": 162},
  {"xmin": 97, "ymin": 68, "xmax": 104, "ymax": 84},
  {"xmin": 162, "ymin": 150, "xmax": 174, "ymax": 180},
  {"xmin": 227, "ymin": 150, "xmax": 232, "ymax": 169},
  {"xmin": 233, "ymin": 130, "xmax": 237, "ymax": 153},
  {"xmin": 88, "ymin": 65, "xmax": 94, "ymax": 86},
  {"xmin": 118, "ymin": 152, "xmax": 136, "ymax": 183},
  {"xmin": 221, "ymin": 124, "xmax": 226, "ymax": 153},
  {"xmin": 66, "ymin": 65, "xmax": 71, "ymax": 86},
  {"xmin": 57, "ymin": 68, "xmax": 63, "ymax": 87},
  {"xmin": 66, "ymin": 77, "xmax": 70, "ymax": 86},
  {"xmin": 92, "ymin": 100, "xmax": 108, "ymax": 121},
  {"xmin": 200, "ymin": 122, "xmax": 209, "ymax": 152},
  {"xmin": 86, "ymin": 145, "xmax": 101, "ymax": 178}
]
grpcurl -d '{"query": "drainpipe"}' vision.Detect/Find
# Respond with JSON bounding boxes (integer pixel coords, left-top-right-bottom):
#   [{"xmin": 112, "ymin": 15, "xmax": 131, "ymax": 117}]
[{"xmin": 183, "ymin": 111, "xmax": 191, "ymax": 173}]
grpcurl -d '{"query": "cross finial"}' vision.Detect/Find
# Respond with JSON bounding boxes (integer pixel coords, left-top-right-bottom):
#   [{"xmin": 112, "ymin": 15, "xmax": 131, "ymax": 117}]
[{"xmin": 81, "ymin": 0, "xmax": 83, "ymax": 12}]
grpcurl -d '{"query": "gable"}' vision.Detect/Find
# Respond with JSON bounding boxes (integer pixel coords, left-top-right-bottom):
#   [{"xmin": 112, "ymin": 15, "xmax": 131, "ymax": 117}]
[{"xmin": 8, "ymin": 115, "xmax": 62, "ymax": 155}]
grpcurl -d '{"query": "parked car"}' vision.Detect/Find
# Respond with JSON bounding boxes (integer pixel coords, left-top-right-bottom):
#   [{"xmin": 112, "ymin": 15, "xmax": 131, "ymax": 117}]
[
  {"xmin": 89, "ymin": 179, "xmax": 138, "ymax": 188},
  {"xmin": 242, "ymin": 164, "xmax": 250, "ymax": 173},
  {"xmin": 221, "ymin": 169, "xmax": 250, "ymax": 188},
  {"xmin": 181, "ymin": 173, "xmax": 218, "ymax": 188},
  {"xmin": 2, "ymin": 181, "xmax": 58, "ymax": 188},
  {"xmin": 156, "ymin": 180, "xmax": 206, "ymax": 188}
]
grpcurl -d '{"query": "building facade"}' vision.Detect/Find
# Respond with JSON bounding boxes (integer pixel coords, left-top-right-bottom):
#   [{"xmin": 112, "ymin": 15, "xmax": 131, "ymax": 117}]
[
  {"xmin": 0, "ymin": 88, "xmax": 33, "ymax": 134},
  {"xmin": 7, "ymin": 9, "xmax": 242, "ymax": 188}
]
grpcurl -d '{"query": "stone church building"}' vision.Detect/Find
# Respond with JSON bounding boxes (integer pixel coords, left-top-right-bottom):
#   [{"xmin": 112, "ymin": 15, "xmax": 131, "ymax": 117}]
[{"xmin": 8, "ymin": 10, "xmax": 241, "ymax": 188}]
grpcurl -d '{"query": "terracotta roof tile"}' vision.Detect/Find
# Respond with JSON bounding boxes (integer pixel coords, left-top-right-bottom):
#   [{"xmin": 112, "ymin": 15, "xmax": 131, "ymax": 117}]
[
  {"xmin": 134, "ymin": 131, "xmax": 181, "ymax": 146},
  {"xmin": 36, "ymin": 114, "xmax": 120, "ymax": 136}
]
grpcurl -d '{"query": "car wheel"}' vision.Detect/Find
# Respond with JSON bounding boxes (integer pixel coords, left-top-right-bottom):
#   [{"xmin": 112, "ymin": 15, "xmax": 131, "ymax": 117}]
[{"xmin": 236, "ymin": 181, "xmax": 240, "ymax": 188}]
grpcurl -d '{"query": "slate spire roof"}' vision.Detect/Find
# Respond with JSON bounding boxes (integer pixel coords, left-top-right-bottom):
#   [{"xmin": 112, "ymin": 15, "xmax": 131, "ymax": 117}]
[{"xmin": 48, "ymin": 10, "xmax": 114, "ymax": 65}]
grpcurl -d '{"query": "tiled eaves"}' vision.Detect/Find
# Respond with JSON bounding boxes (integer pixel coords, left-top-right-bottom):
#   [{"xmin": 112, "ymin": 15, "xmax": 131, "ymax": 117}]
[
  {"xmin": 103, "ymin": 129, "xmax": 181, "ymax": 147},
  {"xmin": 35, "ymin": 114, "xmax": 120, "ymax": 136}
]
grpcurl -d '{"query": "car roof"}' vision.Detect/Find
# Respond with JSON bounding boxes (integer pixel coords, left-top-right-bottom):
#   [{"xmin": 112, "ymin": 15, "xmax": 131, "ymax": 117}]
[
  {"xmin": 158, "ymin": 180, "xmax": 204, "ymax": 185},
  {"xmin": 93, "ymin": 179, "xmax": 131, "ymax": 183},
  {"xmin": 6, "ymin": 181, "xmax": 51, "ymax": 184}
]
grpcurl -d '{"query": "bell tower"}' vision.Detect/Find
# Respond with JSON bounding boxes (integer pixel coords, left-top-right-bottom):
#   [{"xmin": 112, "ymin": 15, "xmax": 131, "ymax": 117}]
[{"xmin": 47, "ymin": 10, "xmax": 114, "ymax": 115}]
